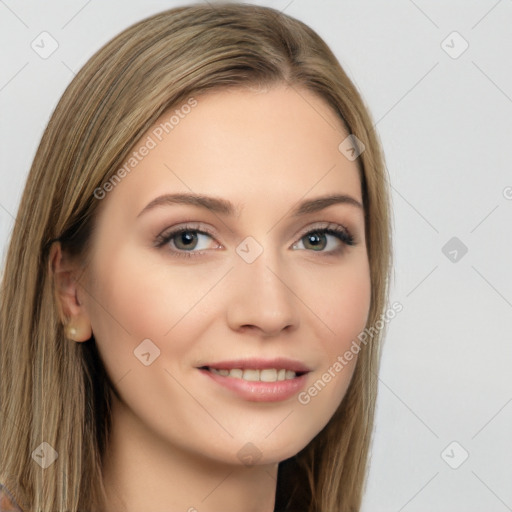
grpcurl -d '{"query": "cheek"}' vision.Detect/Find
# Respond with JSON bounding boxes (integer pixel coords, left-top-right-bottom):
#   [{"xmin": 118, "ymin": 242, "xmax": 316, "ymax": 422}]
[
  {"xmin": 84, "ymin": 245, "xmax": 191, "ymax": 352},
  {"xmin": 83, "ymin": 245, "xmax": 219, "ymax": 375},
  {"xmin": 295, "ymin": 256, "xmax": 371, "ymax": 418},
  {"xmin": 311, "ymin": 256, "xmax": 372, "ymax": 355}
]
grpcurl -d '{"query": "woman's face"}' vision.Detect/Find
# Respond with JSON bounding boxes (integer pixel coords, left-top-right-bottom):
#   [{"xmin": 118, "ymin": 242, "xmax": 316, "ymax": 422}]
[{"xmin": 80, "ymin": 84, "xmax": 371, "ymax": 465}]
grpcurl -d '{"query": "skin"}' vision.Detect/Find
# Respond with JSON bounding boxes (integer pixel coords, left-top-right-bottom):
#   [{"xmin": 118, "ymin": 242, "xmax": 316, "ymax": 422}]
[{"xmin": 51, "ymin": 84, "xmax": 371, "ymax": 512}]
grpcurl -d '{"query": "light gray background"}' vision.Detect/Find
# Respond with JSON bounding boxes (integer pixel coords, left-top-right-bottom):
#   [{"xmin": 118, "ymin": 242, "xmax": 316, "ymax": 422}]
[{"xmin": 1, "ymin": 1, "xmax": 511, "ymax": 511}]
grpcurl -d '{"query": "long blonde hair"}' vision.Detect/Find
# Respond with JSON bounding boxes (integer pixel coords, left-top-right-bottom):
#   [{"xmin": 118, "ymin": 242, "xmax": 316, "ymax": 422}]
[{"xmin": 0, "ymin": 3, "xmax": 392, "ymax": 511}]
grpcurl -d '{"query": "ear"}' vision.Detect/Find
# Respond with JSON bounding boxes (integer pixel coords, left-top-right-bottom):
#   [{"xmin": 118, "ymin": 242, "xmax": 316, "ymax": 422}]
[{"xmin": 49, "ymin": 241, "xmax": 92, "ymax": 342}]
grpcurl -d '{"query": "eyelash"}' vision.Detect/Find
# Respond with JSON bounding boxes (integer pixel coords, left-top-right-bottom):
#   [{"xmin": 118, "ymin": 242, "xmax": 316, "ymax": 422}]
[{"xmin": 154, "ymin": 222, "xmax": 356, "ymax": 259}]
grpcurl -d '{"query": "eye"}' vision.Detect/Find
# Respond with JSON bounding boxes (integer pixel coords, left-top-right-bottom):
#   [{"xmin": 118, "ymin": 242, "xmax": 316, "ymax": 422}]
[
  {"xmin": 292, "ymin": 224, "xmax": 355, "ymax": 254},
  {"xmin": 154, "ymin": 223, "xmax": 220, "ymax": 258},
  {"xmin": 154, "ymin": 222, "xmax": 356, "ymax": 259}
]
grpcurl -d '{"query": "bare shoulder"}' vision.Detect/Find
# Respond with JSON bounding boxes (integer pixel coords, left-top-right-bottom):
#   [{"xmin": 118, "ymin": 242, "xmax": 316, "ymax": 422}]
[{"xmin": 0, "ymin": 484, "xmax": 23, "ymax": 512}]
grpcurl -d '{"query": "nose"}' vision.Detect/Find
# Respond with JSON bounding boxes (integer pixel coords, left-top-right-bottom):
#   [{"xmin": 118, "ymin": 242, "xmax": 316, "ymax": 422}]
[{"xmin": 225, "ymin": 249, "xmax": 300, "ymax": 337}]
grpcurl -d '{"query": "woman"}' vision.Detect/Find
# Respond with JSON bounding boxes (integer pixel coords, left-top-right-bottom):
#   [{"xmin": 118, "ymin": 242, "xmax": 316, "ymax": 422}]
[{"xmin": 0, "ymin": 3, "xmax": 392, "ymax": 511}]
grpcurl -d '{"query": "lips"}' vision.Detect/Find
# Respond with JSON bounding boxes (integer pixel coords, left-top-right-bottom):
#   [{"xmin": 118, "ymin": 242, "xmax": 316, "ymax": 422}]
[
  {"xmin": 197, "ymin": 358, "xmax": 311, "ymax": 402},
  {"xmin": 198, "ymin": 358, "xmax": 310, "ymax": 382}
]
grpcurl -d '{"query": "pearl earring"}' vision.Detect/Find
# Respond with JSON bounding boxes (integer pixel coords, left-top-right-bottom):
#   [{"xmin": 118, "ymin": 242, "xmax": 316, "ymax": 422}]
[{"xmin": 65, "ymin": 324, "xmax": 78, "ymax": 340}]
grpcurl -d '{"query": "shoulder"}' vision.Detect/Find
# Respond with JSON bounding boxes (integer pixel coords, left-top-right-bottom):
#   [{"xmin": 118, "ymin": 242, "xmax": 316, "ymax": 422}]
[{"xmin": 0, "ymin": 483, "xmax": 23, "ymax": 512}]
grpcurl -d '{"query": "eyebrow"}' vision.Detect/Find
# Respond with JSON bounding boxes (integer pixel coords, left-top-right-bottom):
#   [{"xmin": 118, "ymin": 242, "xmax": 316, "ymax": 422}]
[{"xmin": 137, "ymin": 192, "xmax": 363, "ymax": 218}]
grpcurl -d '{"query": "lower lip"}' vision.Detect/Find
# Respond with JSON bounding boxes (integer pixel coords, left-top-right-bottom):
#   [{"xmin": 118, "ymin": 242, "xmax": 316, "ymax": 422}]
[{"xmin": 198, "ymin": 369, "xmax": 309, "ymax": 402}]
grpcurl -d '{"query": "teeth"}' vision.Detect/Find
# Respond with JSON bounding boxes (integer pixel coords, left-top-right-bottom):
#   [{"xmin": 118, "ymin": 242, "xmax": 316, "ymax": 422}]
[
  {"xmin": 260, "ymin": 369, "xmax": 277, "ymax": 382},
  {"xmin": 243, "ymin": 369, "xmax": 259, "ymax": 381},
  {"xmin": 209, "ymin": 368, "xmax": 298, "ymax": 381}
]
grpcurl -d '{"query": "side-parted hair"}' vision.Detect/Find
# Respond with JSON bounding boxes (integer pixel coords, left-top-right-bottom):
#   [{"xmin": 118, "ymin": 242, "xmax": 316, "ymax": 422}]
[{"xmin": 0, "ymin": 3, "xmax": 392, "ymax": 511}]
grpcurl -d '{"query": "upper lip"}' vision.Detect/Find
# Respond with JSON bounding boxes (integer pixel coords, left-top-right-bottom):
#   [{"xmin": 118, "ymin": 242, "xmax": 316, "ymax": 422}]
[{"xmin": 198, "ymin": 358, "xmax": 311, "ymax": 373}]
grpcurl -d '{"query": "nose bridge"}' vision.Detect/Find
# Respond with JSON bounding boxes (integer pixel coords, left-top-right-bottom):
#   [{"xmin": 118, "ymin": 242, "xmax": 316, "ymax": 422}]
[{"xmin": 226, "ymin": 241, "xmax": 299, "ymax": 335}]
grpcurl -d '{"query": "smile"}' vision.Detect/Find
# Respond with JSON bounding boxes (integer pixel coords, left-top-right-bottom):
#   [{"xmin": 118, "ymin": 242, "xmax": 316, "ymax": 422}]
[
  {"xmin": 206, "ymin": 367, "xmax": 302, "ymax": 381},
  {"xmin": 197, "ymin": 359, "xmax": 311, "ymax": 402}
]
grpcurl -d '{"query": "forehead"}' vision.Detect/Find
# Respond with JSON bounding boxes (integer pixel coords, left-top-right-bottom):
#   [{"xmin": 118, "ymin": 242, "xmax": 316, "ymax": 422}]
[{"xmin": 100, "ymin": 84, "xmax": 363, "ymax": 217}]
